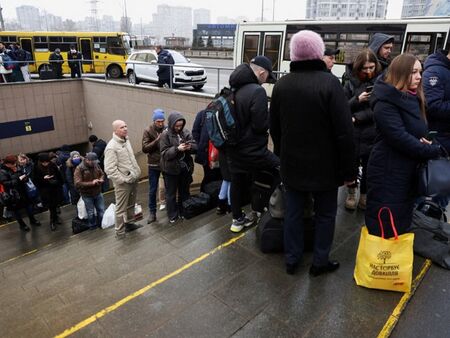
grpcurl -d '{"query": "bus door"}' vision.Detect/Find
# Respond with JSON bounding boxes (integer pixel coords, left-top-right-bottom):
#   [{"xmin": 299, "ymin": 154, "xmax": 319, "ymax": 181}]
[
  {"xmin": 242, "ymin": 33, "xmax": 261, "ymax": 64},
  {"xmin": 80, "ymin": 38, "xmax": 94, "ymax": 73},
  {"xmin": 404, "ymin": 31, "xmax": 447, "ymax": 62},
  {"xmin": 262, "ymin": 33, "xmax": 282, "ymax": 76},
  {"xmin": 19, "ymin": 37, "xmax": 35, "ymax": 72}
]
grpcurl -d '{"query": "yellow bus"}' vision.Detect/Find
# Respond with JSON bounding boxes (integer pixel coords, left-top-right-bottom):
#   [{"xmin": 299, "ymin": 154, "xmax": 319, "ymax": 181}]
[{"xmin": 0, "ymin": 31, "xmax": 132, "ymax": 78}]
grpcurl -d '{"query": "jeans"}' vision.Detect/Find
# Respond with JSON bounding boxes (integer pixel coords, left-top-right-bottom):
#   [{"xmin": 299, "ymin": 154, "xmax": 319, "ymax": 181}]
[
  {"xmin": 219, "ymin": 180, "xmax": 231, "ymax": 204},
  {"xmin": 164, "ymin": 170, "xmax": 191, "ymax": 220},
  {"xmin": 284, "ymin": 187, "xmax": 338, "ymax": 267},
  {"xmin": 82, "ymin": 194, "xmax": 105, "ymax": 228},
  {"xmin": 148, "ymin": 167, "xmax": 161, "ymax": 214}
]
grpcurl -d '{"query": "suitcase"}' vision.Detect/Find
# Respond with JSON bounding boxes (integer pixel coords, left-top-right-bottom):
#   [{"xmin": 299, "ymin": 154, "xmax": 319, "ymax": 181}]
[
  {"xmin": 39, "ymin": 65, "xmax": 56, "ymax": 80},
  {"xmin": 182, "ymin": 192, "xmax": 212, "ymax": 219},
  {"xmin": 256, "ymin": 212, "xmax": 315, "ymax": 253},
  {"xmin": 251, "ymin": 170, "xmax": 281, "ymax": 213},
  {"xmin": 203, "ymin": 180, "xmax": 222, "ymax": 206},
  {"xmin": 72, "ymin": 217, "xmax": 90, "ymax": 234}
]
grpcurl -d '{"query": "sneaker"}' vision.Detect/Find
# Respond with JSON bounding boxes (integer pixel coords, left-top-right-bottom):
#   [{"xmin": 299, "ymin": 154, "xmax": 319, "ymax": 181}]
[
  {"xmin": 230, "ymin": 215, "xmax": 255, "ymax": 233},
  {"xmin": 159, "ymin": 204, "xmax": 166, "ymax": 211},
  {"xmin": 169, "ymin": 216, "xmax": 179, "ymax": 224},
  {"xmin": 116, "ymin": 231, "xmax": 126, "ymax": 239}
]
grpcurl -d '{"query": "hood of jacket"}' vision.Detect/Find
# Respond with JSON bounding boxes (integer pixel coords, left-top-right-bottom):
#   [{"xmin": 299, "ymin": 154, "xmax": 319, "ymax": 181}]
[
  {"xmin": 168, "ymin": 112, "xmax": 186, "ymax": 133},
  {"xmin": 229, "ymin": 63, "xmax": 259, "ymax": 89},
  {"xmin": 368, "ymin": 33, "xmax": 394, "ymax": 57},
  {"xmin": 424, "ymin": 49, "xmax": 450, "ymax": 71},
  {"xmin": 158, "ymin": 49, "xmax": 171, "ymax": 58},
  {"xmin": 370, "ymin": 78, "xmax": 420, "ymax": 114}
]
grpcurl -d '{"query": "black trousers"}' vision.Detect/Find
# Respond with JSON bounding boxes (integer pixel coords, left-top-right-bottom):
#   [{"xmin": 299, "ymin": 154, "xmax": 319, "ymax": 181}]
[
  {"xmin": 164, "ymin": 170, "xmax": 191, "ymax": 220},
  {"xmin": 284, "ymin": 187, "xmax": 338, "ymax": 267},
  {"xmin": 70, "ymin": 66, "xmax": 81, "ymax": 78}
]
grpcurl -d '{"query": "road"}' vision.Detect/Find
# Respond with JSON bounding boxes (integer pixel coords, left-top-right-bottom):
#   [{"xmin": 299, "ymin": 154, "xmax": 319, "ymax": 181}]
[{"xmin": 104, "ymin": 58, "xmax": 234, "ymax": 95}]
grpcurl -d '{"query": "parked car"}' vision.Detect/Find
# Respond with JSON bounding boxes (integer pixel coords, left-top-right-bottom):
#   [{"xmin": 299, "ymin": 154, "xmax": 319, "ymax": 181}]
[{"xmin": 125, "ymin": 50, "xmax": 207, "ymax": 90}]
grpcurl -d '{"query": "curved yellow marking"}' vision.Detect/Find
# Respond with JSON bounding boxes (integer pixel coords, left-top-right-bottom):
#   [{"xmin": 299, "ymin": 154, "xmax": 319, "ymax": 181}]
[
  {"xmin": 377, "ymin": 259, "xmax": 432, "ymax": 338},
  {"xmin": 55, "ymin": 233, "xmax": 245, "ymax": 338}
]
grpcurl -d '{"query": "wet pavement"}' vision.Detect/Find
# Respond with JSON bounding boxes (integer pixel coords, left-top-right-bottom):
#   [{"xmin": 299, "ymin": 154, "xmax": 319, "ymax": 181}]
[{"xmin": 0, "ymin": 181, "xmax": 449, "ymax": 337}]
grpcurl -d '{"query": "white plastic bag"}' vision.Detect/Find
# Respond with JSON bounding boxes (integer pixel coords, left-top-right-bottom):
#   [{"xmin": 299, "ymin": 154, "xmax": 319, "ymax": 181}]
[
  {"xmin": 101, "ymin": 203, "xmax": 116, "ymax": 229},
  {"xmin": 77, "ymin": 198, "xmax": 88, "ymax": 219},
  {"xmin": 134, "ymin": 203, "xmax": 143, "ymax": 220}
]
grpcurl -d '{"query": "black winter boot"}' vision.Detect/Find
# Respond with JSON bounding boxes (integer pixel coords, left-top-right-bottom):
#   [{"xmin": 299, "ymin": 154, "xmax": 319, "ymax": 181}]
[{"xmin": 216, "ymin": 199, "xmax": 228, "ymax": 215}]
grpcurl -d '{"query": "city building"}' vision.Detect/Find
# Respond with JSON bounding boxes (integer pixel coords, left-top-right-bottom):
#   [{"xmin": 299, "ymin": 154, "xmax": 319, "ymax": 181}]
[
  {"xmin": 193, "ymin": 8, "xmax": 211, "ymax": 28},
  {"xmin": 152, "ymin": 5, "xmax": 193, "ymax": 45},
  {"xmin": 192, "ymin": 24, "xmax": 236, "ymax": 49},
  {"xmin": 16, "ymin": 5, "xmax": 42, "ymax": 30},
  {"xmin": 306, "ymin": 0, "xmax": 388, "ymax": 20},
  {"xmin": 402, "ymin": 0, "xmax": 450, "ymax": 17}
]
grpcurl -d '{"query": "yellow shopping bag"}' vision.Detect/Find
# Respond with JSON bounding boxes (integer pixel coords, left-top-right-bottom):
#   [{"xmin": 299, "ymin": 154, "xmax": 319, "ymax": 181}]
[{"xmin": 354, "ymin": 207, "xmax": 414, "ymax": 292}]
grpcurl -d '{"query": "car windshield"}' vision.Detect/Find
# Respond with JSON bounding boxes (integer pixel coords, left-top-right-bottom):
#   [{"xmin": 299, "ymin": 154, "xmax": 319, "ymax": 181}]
[{"xmin": 170, "ymin": 51, "xmax": 189, "ymax": 64}]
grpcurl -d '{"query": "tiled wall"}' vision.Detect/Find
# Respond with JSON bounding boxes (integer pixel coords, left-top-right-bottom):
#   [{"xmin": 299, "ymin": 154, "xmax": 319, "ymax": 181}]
[
  {"xmin": 2, "ymin": 79, "xmax": 215, "ymax": 184},
  {"xmin": 82, "ymin": 79, "xmax": 212, "ymax": 184},
  {"xmin": 0, "ymin": 80, "xmax": 87, "ymax": 156}
]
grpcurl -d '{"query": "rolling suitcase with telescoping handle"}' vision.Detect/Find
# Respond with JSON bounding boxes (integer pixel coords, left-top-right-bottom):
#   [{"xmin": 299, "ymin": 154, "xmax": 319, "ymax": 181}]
[{"xmin": 39, "ymin": 64, "xmax": 56, "ymax": 80}]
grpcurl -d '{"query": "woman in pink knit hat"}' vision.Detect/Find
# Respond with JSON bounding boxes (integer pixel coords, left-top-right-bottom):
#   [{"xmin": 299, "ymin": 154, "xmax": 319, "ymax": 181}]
[{"xmin": 270, "ymin": 30, "xmax": 356, "ymax": 276}]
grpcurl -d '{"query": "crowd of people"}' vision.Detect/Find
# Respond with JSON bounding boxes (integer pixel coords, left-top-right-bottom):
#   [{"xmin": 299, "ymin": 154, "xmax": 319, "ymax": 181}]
[
  {"xmin": 0, "ymin": 136, "xmax": 108, "ymax": 231},
  {"xmin": 1, "ymin": 29, "xmax": 449, "ymax": 276},
  {"xmin": 0, "ymin": 42, "xmax": 83, "ymax": 83}
]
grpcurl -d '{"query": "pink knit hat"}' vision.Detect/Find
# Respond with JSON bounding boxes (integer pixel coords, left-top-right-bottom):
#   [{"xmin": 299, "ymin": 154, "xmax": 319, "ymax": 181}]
[{"xmin": 290, "ymin": 30, "xmax": 325, "ymax": 62}]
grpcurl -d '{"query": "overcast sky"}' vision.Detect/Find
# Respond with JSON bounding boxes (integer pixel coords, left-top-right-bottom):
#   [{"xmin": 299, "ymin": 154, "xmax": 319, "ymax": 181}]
[{"xmin": 3, "ymin": 0, "xmax": 404, "ymax": 22}]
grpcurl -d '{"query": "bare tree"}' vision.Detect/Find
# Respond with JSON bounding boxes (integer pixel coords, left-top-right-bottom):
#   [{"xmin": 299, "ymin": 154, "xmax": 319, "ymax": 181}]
[{"xmin": 62, "ymin": 19, "xmax": 77, "ymax": 31}]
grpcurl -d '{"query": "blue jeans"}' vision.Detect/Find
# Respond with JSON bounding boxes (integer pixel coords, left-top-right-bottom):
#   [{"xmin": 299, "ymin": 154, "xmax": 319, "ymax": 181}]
[
  {"xmin": 284, "ymin": 187, "xmax": 338, "ymax": 267},
  {"xmin": 148, "ymin": 167, "xmax": 162, "ymax": 214},
  {"xmin": 82, "ymin": 194, "xmax": 105, "ymax": 228}
]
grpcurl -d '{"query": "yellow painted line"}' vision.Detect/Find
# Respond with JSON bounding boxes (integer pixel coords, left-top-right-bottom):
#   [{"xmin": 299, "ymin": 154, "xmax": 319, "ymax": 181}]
[
  {"xmin": 377, "ymin": 259, "xmax": 432, "ymax": 338},
  {"xmin": 0, "ymin": 249, "xmax": 38, "ymax": 265},
  {"xmin": 55, "ymin": 233, "xmax": 245, "ymax": 338}
]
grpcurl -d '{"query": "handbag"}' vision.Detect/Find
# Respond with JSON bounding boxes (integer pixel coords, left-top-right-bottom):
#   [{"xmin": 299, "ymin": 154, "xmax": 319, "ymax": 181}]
[
  {"xmin": 418, "ymin": 145, "xmax": 450, "ymax": 196},
  {"xmin": 0, "ymin": 184, "xmax": 20, "ymax": 207},
  {"xmin": 354, "ymin": 207, "xmax": 414, "ymax": 293},
  {"xmin": 208, "ymin": 141, "xmax": 220, "ymax": 169},
  {"xmin": 25, "ymin": 179, "xmax": 39, "ymax": 199}
]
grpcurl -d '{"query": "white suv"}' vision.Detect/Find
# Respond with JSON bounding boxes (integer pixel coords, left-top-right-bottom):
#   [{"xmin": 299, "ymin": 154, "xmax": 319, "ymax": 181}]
[{"xmin": 125, "ymin": 49, "xmax": 207, "ymax": 90}]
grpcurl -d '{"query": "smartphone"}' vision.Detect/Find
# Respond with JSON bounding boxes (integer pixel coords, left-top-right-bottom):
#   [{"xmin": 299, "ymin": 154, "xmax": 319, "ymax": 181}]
[
  {"xmin": 184, "ymin": 140, "xmax": 193, "ymax": 144},
  {"xmin": 366, "ymin": 85, "xmax": 374, "ymax": 93},
  {"xmin": 427, "ymin": 130, "xmax": 438, "ymax": 141}
]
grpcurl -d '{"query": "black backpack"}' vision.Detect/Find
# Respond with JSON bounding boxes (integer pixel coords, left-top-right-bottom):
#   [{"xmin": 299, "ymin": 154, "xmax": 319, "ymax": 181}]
[{"xmin": 205, "ymin": 87, "xmax": 238, "ymax": 148}]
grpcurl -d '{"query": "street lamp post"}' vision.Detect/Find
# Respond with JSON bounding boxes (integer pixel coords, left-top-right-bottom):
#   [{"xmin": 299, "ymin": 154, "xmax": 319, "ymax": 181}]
[{"xmin": 261, "ymin": 0, "xmax": 264, "ymax": 22}]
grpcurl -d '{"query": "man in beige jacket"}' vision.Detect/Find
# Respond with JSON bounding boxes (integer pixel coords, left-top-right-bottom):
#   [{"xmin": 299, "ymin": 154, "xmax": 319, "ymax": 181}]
[{"xmin": 104, "ymin": 120, "xmax": 142, "ymax": 237}]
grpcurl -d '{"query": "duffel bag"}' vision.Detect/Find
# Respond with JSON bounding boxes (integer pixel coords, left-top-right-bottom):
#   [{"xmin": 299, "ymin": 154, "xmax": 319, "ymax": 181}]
[{"xmin": 72, "ymin": 217, "xmax": 90, "ymax": 234}]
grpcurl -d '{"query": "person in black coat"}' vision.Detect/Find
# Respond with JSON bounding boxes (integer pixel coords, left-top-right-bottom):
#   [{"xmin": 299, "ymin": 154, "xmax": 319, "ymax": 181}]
[
  {"xmin": 49, "ymin": 48, "xmax": 64, "ymax": 79},
  {"xmin": 366, "ymin": 53, "xmax": 442, "ymax": 238},
  {"xmin": 227, "ymin": 55, "xmax": 280, "ymax": 233},
  {"xmin": 67, "ymin": 45, "xmax": 83, "ymax": 78},
  {"xmin": 34, "ymin": 153, "xmax": 64, "ymax": 231},
  {"xmin": 160, "ymin": 112, "xmax": 197, "ymax": 223},
  {"xmin": 270, "ymin": 30, "xmax": 356, "ymax": 276},
  {"xmin": 192, "ymin": 109, "xmax": 222, "ymax": 192},
  {"xmin": 0, "ymin": 155, "xmax": 41, "ymax": 231},
  {"xmin": 343, "ymin": 49, "xmax": 382, "ymax": 211},
  {"xmin": 155, "ymin": 45, "xmax": 174, "ymax": 88}
]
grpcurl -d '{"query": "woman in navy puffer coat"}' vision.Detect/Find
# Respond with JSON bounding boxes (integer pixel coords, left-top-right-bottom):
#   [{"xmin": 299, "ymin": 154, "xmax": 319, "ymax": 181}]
[{"xmin": 366, "ymin": 53, "xmax": 442, "ymax": 238}]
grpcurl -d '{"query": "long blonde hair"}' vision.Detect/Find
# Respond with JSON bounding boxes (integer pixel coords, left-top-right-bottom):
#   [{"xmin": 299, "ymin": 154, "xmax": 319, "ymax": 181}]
[{"xmin": 385, "ymin": 53, "xmax": 426, "ymax": 120}]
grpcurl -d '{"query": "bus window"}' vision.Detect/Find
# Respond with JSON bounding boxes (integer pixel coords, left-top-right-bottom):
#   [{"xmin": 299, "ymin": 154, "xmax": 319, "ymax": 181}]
[
  {"xmin": 263, "ymin": 34, "xmax": 281, "ymax": 71},
  {"xmin": 34, "ymin": 36, "xmax": 48, "ymax": 50},
  {"xmin": 405, "ymin": 33, "xmax": 433, "ymax": 61},
  {"xmin": 49, "ymin": 36, "xmax": 76, "ymax": 52},
  {"xmin": 434, "ymin": 32, "xmax": 446, "ymax": 52},
  {"xmin": 242, "ymin": 34, "xmax": 260, "ymax": 64},
  {"xmin": 93, "ymin": 36, "xmax": 107, "ymax": 53},
  {"xmin": 107, "ymin": 37, "xmax": 126, "ymax": 56}
]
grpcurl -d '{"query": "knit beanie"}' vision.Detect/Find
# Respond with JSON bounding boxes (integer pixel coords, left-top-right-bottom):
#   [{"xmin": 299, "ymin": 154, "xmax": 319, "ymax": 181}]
[
  {"xmin": 153, "ymin": 109, "xmax": 165, "ymax": 121},
  {"xmin": 290, "ymin": 30, "xmax": 325, "ymax": 62},
  {"xmin": 70, "ymin": 151, "xmax": 80, "ymax": 159}
]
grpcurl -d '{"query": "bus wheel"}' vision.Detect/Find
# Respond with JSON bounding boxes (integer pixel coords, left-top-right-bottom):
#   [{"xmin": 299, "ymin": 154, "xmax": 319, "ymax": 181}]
[{"xmin": 107, "ymin": 65, "xmax": 122, "ymax": 78}]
